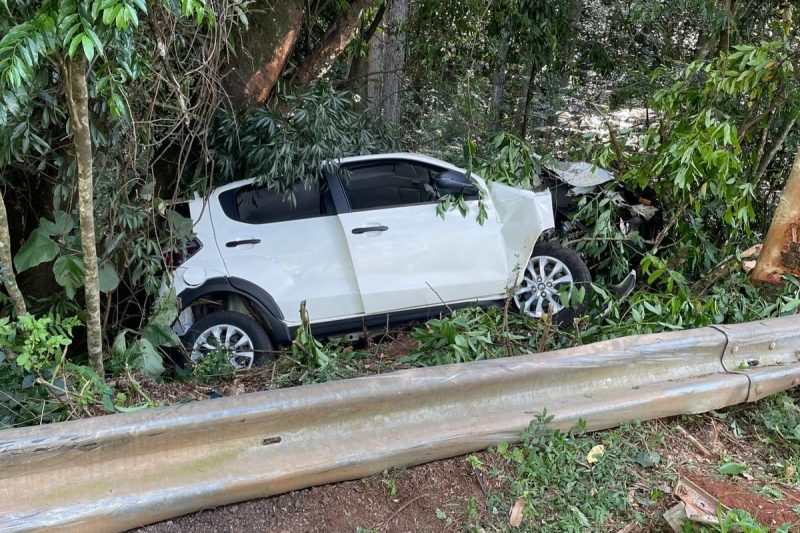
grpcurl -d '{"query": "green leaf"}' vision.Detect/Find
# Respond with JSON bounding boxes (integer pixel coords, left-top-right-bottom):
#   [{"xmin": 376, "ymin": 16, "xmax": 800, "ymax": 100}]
[
  {"xmin": 81, "ymin": 35, "xmax": 94, "ymax": 61},
  {"xmin": 718, "ymin": 462, "xmax": 747, "ymax": 476},
  {"xmin": 110, "ymin": 331, "xmax": 127, "ymax": 360},
  {"xmin": 52, "ymin": 255, "xmax": 85, "ymax": 299},
  {"xmin": 98, "ymin": 262, "xmax": 119, "ymax": 293},
  {"xmin": 102, "ymin": 393, "xmax": 115, "ymax": 412},
  {"xmin": 149, "ymin": 287, "xmax": 179, "ymax": 327},
  {"xmin": 14, "ymin": 228, "xmax": 59, "ymax": 273},
  {"xmin": 141, "ymin": 323, "xmax": 180, "ymax": 348},
  {"xmin": 135, "ymin": 338, "xmax": 165, "ymax": 376},
  {"xmin": 39, "ymin": 210, "xmax": 74, "ymax": 237},
  {"xmin": 67, "ymin": 33, "xmax": 82, "ymax": 58}
]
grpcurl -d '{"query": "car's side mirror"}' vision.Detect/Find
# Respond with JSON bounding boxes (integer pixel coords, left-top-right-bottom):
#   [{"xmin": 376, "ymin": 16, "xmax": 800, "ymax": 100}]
[{"xmin": 434, "ymin": 171, "xmax": 479, "ymax": 196}]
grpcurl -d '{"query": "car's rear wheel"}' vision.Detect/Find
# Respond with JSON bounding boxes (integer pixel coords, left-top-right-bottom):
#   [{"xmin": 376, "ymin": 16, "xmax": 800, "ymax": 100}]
[
  {"xmin": 513, "ymin": 242, "xmax": 591, "ymax": 325},
  {"xmin": 183, "ymin": 311, "xmax": 273, "ymax": 370}
]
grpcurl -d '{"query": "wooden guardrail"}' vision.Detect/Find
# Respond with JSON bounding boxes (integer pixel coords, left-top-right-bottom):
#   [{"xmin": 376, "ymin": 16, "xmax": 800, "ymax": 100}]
[{"xmin": 1, "ymin": 315, "xmax": 799, "ymax": 532}]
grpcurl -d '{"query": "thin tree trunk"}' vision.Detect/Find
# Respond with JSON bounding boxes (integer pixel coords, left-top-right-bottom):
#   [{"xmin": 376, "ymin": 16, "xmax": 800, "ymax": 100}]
[
  {"xmin": 716, "ymin": 0, "xmax": 737, "ymax": 55},
  {"xmin": 754, "ymin": 115, "xmax": 797, "ymax": 182},
  {"xmin": 346, "ymin": 2, "xmax": 386, "ymax": 91},
  {"xmin": 488, "ymin": 16, "xmax": 511, "ymax": 132},
  {"xmin": 751, "ymin": 146, "xmax": 800, "ymax": 284},
  {"xmin": 518, "ymin": 60, "xmax": 539, "ymax": 138},
  {"xmin": 295, "ymin": 0, "xmax": 372, "ymax": 85},
  {"xmin": 0, "ymin": 192, "xmax": 26, "ymax": 317},
  {"xmin": 63, "ymin": 57, "xmax": 104, "ymax": 376},
  {"xmin": 381, "ymin": 0, "xmax": 408, "ymax": 124}
]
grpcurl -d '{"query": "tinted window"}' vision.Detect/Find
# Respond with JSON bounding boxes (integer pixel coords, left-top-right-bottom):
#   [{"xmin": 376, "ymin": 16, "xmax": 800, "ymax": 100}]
[
  {"xmin": 342, "ymin": 162, "xmax": 438, "ymax": 211},
  {"xmin": 219, "ymin": 182, "xmax": 332, "ymax": 224}
]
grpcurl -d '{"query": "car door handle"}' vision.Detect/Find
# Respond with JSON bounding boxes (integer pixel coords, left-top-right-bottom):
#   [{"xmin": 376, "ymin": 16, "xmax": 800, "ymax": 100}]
[
  {"xmin": 225, "ymin": 239, "xmax": 261, "ymax": 247},
  {"xmin": 352, "ymin": 226, "xmax": 388, "ymax": 234}
]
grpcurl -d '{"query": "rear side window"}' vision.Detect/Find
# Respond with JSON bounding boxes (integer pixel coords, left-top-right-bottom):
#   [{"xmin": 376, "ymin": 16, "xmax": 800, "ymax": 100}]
[
  {"xmin": 218, "ymin": 182, "xmax": 333, "ymax": 224},
  {"xmin": 342, "ymin": 162, "xmax": 438, "ymax": 211}
]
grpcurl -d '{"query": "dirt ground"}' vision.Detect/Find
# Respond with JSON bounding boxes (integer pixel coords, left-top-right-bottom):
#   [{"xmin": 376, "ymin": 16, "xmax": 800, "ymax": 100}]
[{"xmin": 137, "ymin": 453, "xmax": 492, "ymax": 533}]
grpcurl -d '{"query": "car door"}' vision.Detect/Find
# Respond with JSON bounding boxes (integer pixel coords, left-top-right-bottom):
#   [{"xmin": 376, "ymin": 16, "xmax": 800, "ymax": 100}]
[
  {"xmin": 211, "ymin": 179, "xmax": 364, "ymax": 326},
  {"xmin": 333, "ymin": 158, "xmax": 509, "ymax": 314}
]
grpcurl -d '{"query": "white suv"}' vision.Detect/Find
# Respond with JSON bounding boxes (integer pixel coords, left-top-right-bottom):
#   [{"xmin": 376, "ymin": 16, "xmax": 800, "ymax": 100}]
[{"xmin": 171, "ymin": 153, "xmax": 591, "ymax": 368}]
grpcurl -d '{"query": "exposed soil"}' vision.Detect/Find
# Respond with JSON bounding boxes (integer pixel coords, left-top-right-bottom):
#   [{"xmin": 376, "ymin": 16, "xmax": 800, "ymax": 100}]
[
  {"xmin": 682, "ymin": 472, "xmax": 800, "ymax": 529},
  {"xmin": 137, "ymin": 453, "xmax": 492, "ymax": 533}
]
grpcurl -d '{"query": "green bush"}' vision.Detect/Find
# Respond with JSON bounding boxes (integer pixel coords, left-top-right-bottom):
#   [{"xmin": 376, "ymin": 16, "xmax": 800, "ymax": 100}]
[{"xmin": 0, "ymin": 314, "xmax": 115, "ymax": 428}]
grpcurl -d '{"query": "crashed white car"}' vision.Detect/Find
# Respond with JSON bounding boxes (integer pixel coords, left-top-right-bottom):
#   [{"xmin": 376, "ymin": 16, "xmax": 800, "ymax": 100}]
[{"xmin": 170, "ymin": 153, "xmax": 591, "ymax": 368}]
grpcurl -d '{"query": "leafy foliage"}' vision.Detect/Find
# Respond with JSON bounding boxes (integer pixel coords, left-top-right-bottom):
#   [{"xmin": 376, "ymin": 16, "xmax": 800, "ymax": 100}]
[
  {"xmin": 0, "ymin": 313, "xmax": 117, "ymax": 428},
  {"xmin": 207, "ymin": 83, "xmax": 393, "ymax": 196},
  {"xmin": 190, "ymin": 348, "xmax": 234, "ymax": 384}
]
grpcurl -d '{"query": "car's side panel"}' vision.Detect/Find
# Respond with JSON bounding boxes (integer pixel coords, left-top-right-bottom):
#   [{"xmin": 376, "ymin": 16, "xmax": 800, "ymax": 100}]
[
  {"xmin": 210, "ymin": 192, "xmax": 364, "ymax": 326},
  {"xmin": 171, "ymin": 197, "xmax": 230, "ymax": 299}
]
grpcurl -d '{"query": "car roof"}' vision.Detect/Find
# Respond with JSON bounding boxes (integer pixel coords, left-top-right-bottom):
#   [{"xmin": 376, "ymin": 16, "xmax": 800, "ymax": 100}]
[{"xmin": 210, "ymin": 153, "xmax": 465, "ymax": 194}]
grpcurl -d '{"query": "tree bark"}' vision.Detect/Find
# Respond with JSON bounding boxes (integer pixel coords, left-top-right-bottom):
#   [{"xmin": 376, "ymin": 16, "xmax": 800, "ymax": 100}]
[
  {"xmin": 751, "ymin": 146, "xmax": 800, "ymax": 284},
  {"xmin": 63, "ymin": 57, "xmax": 104, "ymax": 376},
  {"xmin": 223, "ymin": 0, "xmax": 305, "ymax": 108},
  {"xmin": 381, "ymin": 0, "xmax": 409, "ymax": 124},
  {"xmin": 488, "ymin": 17, "xmax": 511, "ymax": 132},
  {"xmin": 518, "ymin": 60, "xmax": 539, "ymax": 138},
  {"xmin": 367, "ymin": 20, "xmax": 386, "ymax": 115},
  {"xmin": 0, "ymin": 191, "xmax": 26, "ymax": 317},
  {"xmin": 295, "ymin": 0, "xmax": 373, "ymax": 85}
]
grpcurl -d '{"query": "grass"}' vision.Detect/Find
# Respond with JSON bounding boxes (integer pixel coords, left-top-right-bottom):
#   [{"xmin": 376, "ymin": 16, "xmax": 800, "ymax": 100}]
[{"xmin": 461, "ymin": 391, "xmax": 800, "ymax": 532}]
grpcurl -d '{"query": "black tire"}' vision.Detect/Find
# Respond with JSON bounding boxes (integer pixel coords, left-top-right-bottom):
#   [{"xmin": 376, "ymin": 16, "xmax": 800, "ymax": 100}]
[
  {"xmin": 516, "ymin": 242, "xmax": 592, "ymax": 326},
  {"xmin": 182, "ymin": 310, "xmax": 274, "ymax": 369}
]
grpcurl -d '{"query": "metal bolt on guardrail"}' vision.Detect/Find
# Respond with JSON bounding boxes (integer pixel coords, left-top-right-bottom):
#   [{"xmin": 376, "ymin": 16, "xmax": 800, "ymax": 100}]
[{"xmin": 1, "ymin": 315, "xmax": 800, "ymax": 532}]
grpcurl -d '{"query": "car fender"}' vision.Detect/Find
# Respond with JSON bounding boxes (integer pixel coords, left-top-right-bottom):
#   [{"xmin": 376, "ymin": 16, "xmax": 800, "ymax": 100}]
[
  {"xmin": 488, "ymin": 183, "xmax": 555, "ymax": 284},
  {"xmin": 176, "ymin": 277, "xmax": 291, "ymax": 345}
]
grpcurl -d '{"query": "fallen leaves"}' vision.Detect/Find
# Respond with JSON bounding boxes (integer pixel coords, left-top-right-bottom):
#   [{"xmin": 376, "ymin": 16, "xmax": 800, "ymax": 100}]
[
  {"xmin": 509, "ymin": 497, "xmax": 525, "ymax": 528},
  {"xmin": 587, "ymin": 444, "xmax": 605, "ymax": 464}
]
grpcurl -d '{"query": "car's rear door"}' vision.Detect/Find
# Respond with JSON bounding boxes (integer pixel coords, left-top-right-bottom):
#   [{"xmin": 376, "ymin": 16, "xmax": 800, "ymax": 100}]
[
  {"xmin": 211, "ymin": 179, "xmax": 363, "ymax": 326},
  {"xmin": 332, "ymin": 158, "xmax": 508, "ymax": 314}
]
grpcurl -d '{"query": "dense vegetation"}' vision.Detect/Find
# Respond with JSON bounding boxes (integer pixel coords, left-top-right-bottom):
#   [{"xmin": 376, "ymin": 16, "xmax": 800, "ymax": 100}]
[
  {"xmin": 2, "ymin": 0, "xmax": 800, "ymax": 530},
  {"xmin": 0, "ymin": 0, "xmax": 799, "ymax": 442}
]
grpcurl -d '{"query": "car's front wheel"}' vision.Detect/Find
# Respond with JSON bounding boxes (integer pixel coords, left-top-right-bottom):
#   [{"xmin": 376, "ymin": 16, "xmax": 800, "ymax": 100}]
[
  {"xmin": 513, "ymin": 242, "xmax": 591, "ymax": 325},
  {"xmin": 183, "ymin": 311, "xmax": 273, "ymax": 370}
]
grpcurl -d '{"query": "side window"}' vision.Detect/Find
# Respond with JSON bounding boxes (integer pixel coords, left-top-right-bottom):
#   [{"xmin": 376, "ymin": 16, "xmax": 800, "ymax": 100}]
[
  {"xmin": 342, "ymin": 162, "xmax": 439, "ymax": 211},
  {"xmin": 218, "ymin": 181, "xmax": 333, "ymax": 224}
]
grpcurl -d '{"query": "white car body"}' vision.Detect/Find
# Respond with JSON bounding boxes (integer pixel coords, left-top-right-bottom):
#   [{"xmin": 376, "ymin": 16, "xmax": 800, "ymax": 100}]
[{"xmin": 171, "ymin": 153, "xmax": 554, "ymax": 344}]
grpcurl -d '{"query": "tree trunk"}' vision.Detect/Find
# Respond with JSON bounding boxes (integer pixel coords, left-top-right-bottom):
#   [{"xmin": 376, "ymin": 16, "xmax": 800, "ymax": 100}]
[
  {"xmin": 754, "ymin": 115, "xmax": 797, "ymax": 182},
  {"xmin": 346, "ymin": 2, "xmax": 386, "ymax": 91},
  {"xmin": 63, "ymin": 57, "xmax": 104, "ymax": 376},
  {"xmin": 378, "ymin": 0, "xmax": 408, "ymax": 124},
  {"xmin": 367, "ymin": 20, "xmax": 386, "ymax": 115},
  {"xmin": 518, "ymin": 60, "xmax": 539, "ymax": 138},
  {"xmin": 751, "ymin": 146, "xmax": 800, "ymax": 284},
  {"xmin": 295, "ymin": 0, "xmax": 372, "ymax": 85},
  {"xmin": 716, "ymin": 0, "xmax": 737, "ymax": 55},
  {"xmin": 223, "ymin": 0, "xmax": 305, "ymax": 108},
  {"xmin": 488, "ymin": 17, "xmax": 511, "ymax": 132},
  {"xmin": 0, "ymin": 191, "xmax": 26, "ymax": 317}
]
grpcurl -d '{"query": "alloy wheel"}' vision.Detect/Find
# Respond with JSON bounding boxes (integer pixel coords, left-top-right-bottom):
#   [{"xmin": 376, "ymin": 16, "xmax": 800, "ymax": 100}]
[
  {"xmin": 191, "ymin": 324, "xmax": 256, "ymax": 370},
  {"xmin": 514, "ymin": 255, "xmax": 575, "ymax": 318}
]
